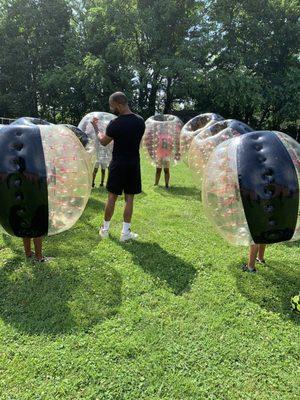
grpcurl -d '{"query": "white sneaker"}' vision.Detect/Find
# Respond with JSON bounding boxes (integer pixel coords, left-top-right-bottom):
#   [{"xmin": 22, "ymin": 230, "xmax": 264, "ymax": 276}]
[
  {"xmin": 120, "ymin": 230, "xmax": 138, "ymax": 242},
  {"xmin": 99, "ymin": 226, "xmax": 109, "ymax": 239}
]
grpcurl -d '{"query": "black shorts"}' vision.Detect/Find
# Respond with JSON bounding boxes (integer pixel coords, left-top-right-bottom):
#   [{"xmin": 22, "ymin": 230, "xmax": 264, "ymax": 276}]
[{"xmin": 106, "ymin": 160, "xmax": 142, "ymax": 195}]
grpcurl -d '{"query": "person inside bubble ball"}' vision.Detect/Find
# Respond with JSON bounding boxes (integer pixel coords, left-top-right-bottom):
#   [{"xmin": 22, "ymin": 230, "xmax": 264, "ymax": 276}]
[
  {"xmin": 242, "ymin": 244, "xmax": 267, "ymax": 273},
  {"xmin": 92, "ymin": 152, "xmax": 110, "ymax": 188},
  {"xmin": 22, "ymin": 166, "xmax": 55, "ymax": 263},
  {"xmin": 154, "ymin": 124, "xmax": 173, "ymax": 189},
  {"xmin": 91, "ymin": 92, "xmax": 145, "ymax": 241}
]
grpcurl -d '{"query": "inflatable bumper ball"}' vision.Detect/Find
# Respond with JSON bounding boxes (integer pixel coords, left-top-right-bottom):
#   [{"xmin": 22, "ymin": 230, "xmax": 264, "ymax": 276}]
[
  {"xmin": 189, "ymin": 120, "xmax": 253, "ymax": 184},
  {"xmin": 144, "ymin": 114, "xmax": 183, "ymax": 167},
  {"xmin": 0, "ymin": 125, "xmax": 92, "ymax": 237},
  {"xmin": 180, "ymin": 113, "xmax": 224, "ymax": 162},
  {"xmin": 202, "ymin": 131, "xmax": 300, "ymax": 246},
  {"xmin": 11, "ymin": 117, "xmax": 52, "ymax": 126},
  {"xmin": 78, "ymin": 112, "xmax": 116, "ymax": 169},
  {"xmin": 62, "ymin": 125, "xmax": 89, "ymax": 148}
]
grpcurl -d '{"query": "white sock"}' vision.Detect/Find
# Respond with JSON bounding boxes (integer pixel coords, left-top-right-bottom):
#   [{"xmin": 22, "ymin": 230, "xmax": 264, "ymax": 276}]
[
  {"xmin": 122, "ymin": 222, "xmax": 131, "ymax": 234},
  {"xmin": 103, "ymin": 220, "xmax": 110, "ymax": 231}
]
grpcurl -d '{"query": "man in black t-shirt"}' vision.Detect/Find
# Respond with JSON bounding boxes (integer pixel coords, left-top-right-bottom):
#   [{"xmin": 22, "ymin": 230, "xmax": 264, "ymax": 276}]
[{"xmin": 91, "ymin": 92, "xmax": 145, "ymax": 241}]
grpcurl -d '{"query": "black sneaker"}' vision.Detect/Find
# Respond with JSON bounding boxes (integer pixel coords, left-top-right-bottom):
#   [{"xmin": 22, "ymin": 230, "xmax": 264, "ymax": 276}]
[
  {"xmin": 256, "ymin": 258, "xmax": 266, "ymax": 264},
  {"xmin": 241, "ymin": 264, "xmax": 257, "ymax": 273}
]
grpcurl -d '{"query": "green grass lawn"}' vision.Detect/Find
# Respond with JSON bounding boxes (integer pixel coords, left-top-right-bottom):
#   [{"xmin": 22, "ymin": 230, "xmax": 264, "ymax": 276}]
[{"xmin": 0, "ymin": 156, "xmax": 299, "ymax": 400}]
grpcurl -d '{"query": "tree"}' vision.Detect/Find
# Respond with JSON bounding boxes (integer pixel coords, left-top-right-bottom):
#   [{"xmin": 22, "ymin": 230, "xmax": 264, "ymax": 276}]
[{"xmin": 0, "ymin": 0, "xmax": 72, "ymax": 118}]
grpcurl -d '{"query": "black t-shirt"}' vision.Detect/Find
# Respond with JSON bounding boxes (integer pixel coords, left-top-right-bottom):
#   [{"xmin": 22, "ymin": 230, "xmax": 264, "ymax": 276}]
[{"xmin": 106, "ymin": 113, "xmax": 145, "ymax": 163}]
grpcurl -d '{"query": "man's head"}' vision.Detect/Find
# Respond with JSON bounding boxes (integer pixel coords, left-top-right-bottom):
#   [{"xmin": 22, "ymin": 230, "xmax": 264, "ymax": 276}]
[{"xmin": 109, "ymin": 92, "xmax": 129, "ymax": 116}]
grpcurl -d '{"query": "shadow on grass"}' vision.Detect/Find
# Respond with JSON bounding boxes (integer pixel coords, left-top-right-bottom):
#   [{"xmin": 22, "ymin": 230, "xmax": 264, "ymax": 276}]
[
  {"xmin": 0, "ymin": 256, "xmax": 122, "ymax": 335},
  {"xmin": 45, "ymin": 224, "xmax": 100, "ymax": 258},
  {"xmin": 84, "ymin": 196, "xmax": 105, "ymax": 216},
  {"xmin": 282, "ymin": 240, "xmax": 300, "ymax": 248},
  {"xmin": 154, "ymin": 185, "xmax": 201, "ymax": 200},
  {"xmin": 113, "ymin": 238, "xmax": 197, "ymax": 295},
  {"xmin": 231, "ymin": 260, "xmax": 300, "ymax": 324},
  {"xmin": 1, "ymin": 234, "xmax": 23, "ymax": 256},
  {"xmin": 0, "ymin": 196, "xmax": 123, "ymax": 335}
]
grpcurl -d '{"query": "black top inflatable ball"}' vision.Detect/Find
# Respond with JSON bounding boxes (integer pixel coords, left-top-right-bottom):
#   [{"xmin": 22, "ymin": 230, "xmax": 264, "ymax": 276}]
[
  {"xmin": 61, "ymin": 124, "xmax": 89, "ymax": 148},
  {"xmin": 203, "ymin": 131, "xmax": 300, "ymax": 245},
  {"xmin": 0, "ymin": 125, "xmax": 91, "ymax": 238},
  {"xmin": 11, "ymin": 117, "xmax": 52, "ymax": 126}
]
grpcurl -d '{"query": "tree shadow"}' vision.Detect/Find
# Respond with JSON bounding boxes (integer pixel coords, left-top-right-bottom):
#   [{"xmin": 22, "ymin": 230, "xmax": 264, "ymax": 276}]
[
  {"xmin": 0, "ymin": 255, "xmax": 122, "ymax": 335},
  {"xmin": 0, "ymin": 196, "xmax": 122, "ymax": 335},
  {"xmin": 83, "ymin": 196, "xmax": 105, "ymax": 215},
  {"xmin": 45, "ymin": 224, "xmax": 100, "ymax": 258},
  {"xmin": 230, "ymin": 260, "xmax": 300, "ymax": 324},
  {"xmin": 112, "ymin": 238, "xmax": 197, "ymax": 295},
  {"xmin": 1, "ymin": 234, "xmax": 23, "ymax": 256},
  {"xmin": 154, "ymin": 185, "xmax": 201, "ymax": 200}
]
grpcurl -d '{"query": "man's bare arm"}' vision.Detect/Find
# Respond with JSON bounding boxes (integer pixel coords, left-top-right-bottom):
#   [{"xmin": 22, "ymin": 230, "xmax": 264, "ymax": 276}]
[
  {"xmin": 98, "ymin": 133, "xmax": 113, "ymax": 146},
  {"xmin": 90, "ymin": 117, "xmax": 113, "ymax": 146}
]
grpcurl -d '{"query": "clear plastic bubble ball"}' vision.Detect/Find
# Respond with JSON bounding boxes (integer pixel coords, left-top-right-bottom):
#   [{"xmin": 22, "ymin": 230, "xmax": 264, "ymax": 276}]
[
  {"xmin": 143, "ymin": 114, "xmax": 183, "ymax": 166},
  {"xmin": 0, "ymin": 124, "xmax": 92, "ymax": 237},
  {"xmin": 11, "ymin": 117, "xmax": 52, "ymax": 126},
  {"xmin": 78, "ymin": 112, "xmax": 116, "ymax": 169},
  {"xmin": 180, "ymin": 113, "xmax": 224, "ymax": 161},
  {"xmin": 62, "ymin": 125, "xmax": 89, "ymax": 148},
  {"xmin": 189, "ymin": 120, "xmax": 253, "ymax": 184},
  {"xmin": 202, "ymin": 131, "xmax": 300, "ymax": 245}
]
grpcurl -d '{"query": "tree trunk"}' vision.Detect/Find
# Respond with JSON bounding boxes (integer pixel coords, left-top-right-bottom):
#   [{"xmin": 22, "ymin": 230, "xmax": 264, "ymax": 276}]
[
  {"xmin": 163, "ymin": 77, "xmax": 173, "ymax": 114},
  {"xmin": 147, "ymin": 71, "xmax": 160, "ymax": 117}
]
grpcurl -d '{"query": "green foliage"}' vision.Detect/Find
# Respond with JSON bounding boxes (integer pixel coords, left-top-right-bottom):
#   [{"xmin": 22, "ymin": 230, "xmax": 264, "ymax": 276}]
[
  {"xmin": 0, "ymin": 158, "xmax": 299, "ymax": 399},
  {"xmin": 0, "ymin": 0, "xmax": 299, "ymax": 133},
  {"xmin": 0, "ymin": 0, "xmax": 72, "ymax": 117}
]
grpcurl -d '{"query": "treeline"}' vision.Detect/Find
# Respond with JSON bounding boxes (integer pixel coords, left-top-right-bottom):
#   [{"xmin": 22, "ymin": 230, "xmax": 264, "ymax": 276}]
[{"xmin": 0, "ymin": 0, "xmax": 299, "ymax": 136}]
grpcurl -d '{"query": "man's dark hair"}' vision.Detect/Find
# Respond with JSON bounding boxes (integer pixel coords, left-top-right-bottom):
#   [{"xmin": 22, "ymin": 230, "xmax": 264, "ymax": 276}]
[{"xmin": 110, "ymin": 92, "xmax": 128, "ymax": 105}]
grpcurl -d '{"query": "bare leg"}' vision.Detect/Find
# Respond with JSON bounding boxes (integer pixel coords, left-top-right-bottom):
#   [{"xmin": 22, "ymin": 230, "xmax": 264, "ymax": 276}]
[
  {"xmin": 100, "ymin": 169, "xmax": 105, "ymax": 186},
  {"xmin": 92, "ymin": 167, "xmax": 98, "ymax": 187},
  {"xmin": 33, "ymin": 237, "xmax": 43, "ymax": 260},
  {"xmin": 104, "ymin": 192, "xmax": 118, "ymax": 222},
  {"xmin": 22, "ymin": 238, "xmax": 32, "ymax": 257},
  {"xmin": 124, "ymin": 194, "xmax": 134, "ymax": 223},
  {"xmin": 247, "ymin": 244, "xmax": 259, "ymax": 268},
  {"xmin": 258, "ymin": 244, "xmax": 266, "ymax": 261},
  {"xmin": 164, "ymin": 168, "xmax": 170, "ymax": 188},
  {"xmin": 155, "ymin": 168, "xmax": 162, "ymax": 185}
]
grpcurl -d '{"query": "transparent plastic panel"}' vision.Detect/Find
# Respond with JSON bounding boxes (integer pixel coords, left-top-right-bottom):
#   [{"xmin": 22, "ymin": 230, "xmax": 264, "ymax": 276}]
[
  {"xmin": 180, "ymin": 113, "xmax": 224, "ymax": 163},
  {"xmin": 189, "ymin": 126, "xmax": 245, "ymax": 185},
  {"xmin": 40, "ymin": 125, "xmax": 92, "ymax": 236},
  {"xmin": 202, "ymin": 137, "xmax": 253, "ymax": 246},
  {"xmin": 78, "ymin": 112, "xmax": 116, "ymax": 169}
]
